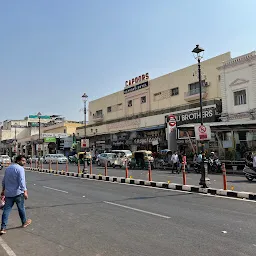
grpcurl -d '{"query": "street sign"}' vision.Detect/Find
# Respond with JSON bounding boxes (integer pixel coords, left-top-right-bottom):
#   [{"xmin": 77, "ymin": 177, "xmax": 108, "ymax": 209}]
[
  {"xmin": 42, "ymin": 133, "xmax": 69, "ymax": 138},
  {"xmin": 168, "ymin": 114, "xmax": 176, "ymax": 127},
  {"xmin": 195, "ymin": 124, "xmax": 211, "ymax": 141},
  {"xmin": 81, "ymin": 139, "xmax": 90, "ymax": 148}
]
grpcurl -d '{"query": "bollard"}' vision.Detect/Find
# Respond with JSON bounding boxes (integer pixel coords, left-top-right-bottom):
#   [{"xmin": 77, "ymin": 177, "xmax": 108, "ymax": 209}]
[
  {"xmin": 65, "ymin": 161, "xmax": 69, "ymax": 173},
  {"xmin": 56, "ymin": 161, "xmax": 59, "ymax": 171},
  {"xmin": 105, "ymin": 161, "xmax": 108, "ymax": 176},
  {"xmin": 222, "ymin": 163, "xmax": 227, "ymax": 190},
  {"xmin": 40, "ymin": 160, "xmax": 43, "ymax": 170},
  {"xmin": 148, "ymin": 162, "xmax": 152, "ymax": 181},
  {"xmin": 35, "ymin": 160, "xmax": 38, "ymax": 168},
  {"xmin": 30, "ymin": 160, "xmax": 32, "ymax": 168},
  {"xmin": 49, "ymin": 160, "xmax": 52, "ymax": 170},
  {"xmin": 182, "ymin": 156, "xmax": 187, "ymax": 185},
  {"xmin": 90, "ymin": 159, "xmax": 93, "ymax": 175},
  {"xmin": 125, "ymin": 160, "xmax": 129, "ymax": 179},
  {"xmin": 78, "ymin": 161, "xmax": 80, "ymax": 174}
]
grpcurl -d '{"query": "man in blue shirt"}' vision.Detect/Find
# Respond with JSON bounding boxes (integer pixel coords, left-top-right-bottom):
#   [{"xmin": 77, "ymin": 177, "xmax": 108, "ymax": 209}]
[{"xmin": 0, "ymin": 155, "xmax": 32, "ymax": 234}]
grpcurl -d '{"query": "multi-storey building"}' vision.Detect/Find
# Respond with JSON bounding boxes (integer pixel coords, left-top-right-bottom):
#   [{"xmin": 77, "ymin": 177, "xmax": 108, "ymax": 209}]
[{"xmin": 76, "ymin": 52, "xmax": 231, "ymax": 153}]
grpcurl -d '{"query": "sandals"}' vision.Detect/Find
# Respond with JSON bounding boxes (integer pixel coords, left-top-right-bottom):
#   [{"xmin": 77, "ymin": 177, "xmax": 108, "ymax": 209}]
[{"xmin": 22, "ymin": 219, "xmax": 32, "ymax": 228}]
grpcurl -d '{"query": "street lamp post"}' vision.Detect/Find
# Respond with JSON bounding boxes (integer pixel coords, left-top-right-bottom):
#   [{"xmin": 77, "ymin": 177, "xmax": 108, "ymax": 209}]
[
  {"xmin": 14, "ymin": 123, "xmax": 18, "ymax": 155},
  {"xmin": 37, "ymin": 112, "xmax": 42, "ymax": 157},
  {"xmin": 82, "ymin": 93, "xmax": 88, "ymax": 172},
  {"xmin": 192, "ymin": 44, "xmax": 210, "ymax": 188}
]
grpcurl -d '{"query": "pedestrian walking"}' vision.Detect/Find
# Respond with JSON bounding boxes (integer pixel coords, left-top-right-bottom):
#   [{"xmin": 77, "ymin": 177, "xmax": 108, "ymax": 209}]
[{"xmin": 0, "ymin": 155, "xmax": 32, "ymax": 234}]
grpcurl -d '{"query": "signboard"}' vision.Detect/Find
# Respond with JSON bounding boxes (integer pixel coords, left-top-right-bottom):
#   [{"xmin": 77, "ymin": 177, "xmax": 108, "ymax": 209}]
[
  {"xmin": 175, "ymin": 107, "xmax": 216, "ymax": 125},
  {"xmin": 44, "ymin": 137, "xmax": 57, "ymax": 143},
  {"xmin": 29, "ymin": 115, "xmax": 51, "ymax": 119},
  {"xmin": 42, "ymin": 133, "xmax": 68, "ymax": 138},
  {"xmin": 195, "ymin": 124, "xmax": 211, "ymax": 141},
  {"xmin": 81, "ymin": 139, "xmax": 90, "ymax": 148},
  {"xmin": 124, "ymin": 81, "xmax": 149, "ymax": 94},
  {"xmin": 63, "ymin": 137, "xmax": 73, "ymax": 148},
  {"xmin": 125, "ymin": 73, "xmax": 149, "ymax": 87},
  {"xmin": 168, "ymin": 114, "xmax": 176, "ymax": 130}
]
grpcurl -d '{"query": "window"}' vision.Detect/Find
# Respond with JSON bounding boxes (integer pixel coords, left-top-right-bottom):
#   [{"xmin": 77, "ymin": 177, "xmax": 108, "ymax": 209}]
[
  {"xmin": 64, "ymin": 128, "xmax": 67, "ymax": 133},
  {"xmin": 128, "ymin": 100, "xmax": 132, "ymax": 107},
  {"xmin": 141, "ymin": 96, "xmax": 146, "ymax": 104},
  {"xmin": 171, "ymin": 87, "xmax": 179, "ymax": 96},
  {"xmin": 234, "ymin": 90, "xmax": 246, "ymax": 105},
  {"xmin": 96, "ymin": 110, "xmax": 103, "ymax": 116},
  {"xmin": 107, "ymin": 106, "xmax": 112, "ymax": 113}
]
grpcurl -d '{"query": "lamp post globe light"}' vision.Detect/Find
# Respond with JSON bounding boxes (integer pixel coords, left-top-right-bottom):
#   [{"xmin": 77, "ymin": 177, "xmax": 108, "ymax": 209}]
[
  {"xmin": 82, "ymin": 93, "xmax": 88, "ymax": 172},
  {"xmin": 192, "ymin": 44, "xmax": 210, "ymax": 188}
]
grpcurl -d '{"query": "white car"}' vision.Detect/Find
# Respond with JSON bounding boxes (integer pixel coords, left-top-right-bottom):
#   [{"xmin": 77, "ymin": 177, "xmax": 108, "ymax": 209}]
[
  {"xmin": 0, "ymin": 155, "xmax": 11, "ymax": 165},
  {"xmin": 56, "ymin": 154, "xmax": 68, "ymax": 164},
  {"xmin": 44, "ymin": 154, "xmax": 68, "ymax": 164}
]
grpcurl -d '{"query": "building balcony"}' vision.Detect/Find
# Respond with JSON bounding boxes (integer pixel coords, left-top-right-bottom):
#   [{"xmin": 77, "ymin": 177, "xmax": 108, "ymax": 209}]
[
  {"xmin": 184, "ymin": 87, "xmax": 207, "ymax": 102},
  {"xmin": 92, "ymin": 114, "xmax": 104, "ymax": 122}
]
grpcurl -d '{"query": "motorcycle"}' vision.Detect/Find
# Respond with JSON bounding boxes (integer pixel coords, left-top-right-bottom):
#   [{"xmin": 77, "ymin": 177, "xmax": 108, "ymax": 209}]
[
  {"xmin": 193, "ymin": 162, "xmax": 201, "ymax": 173},
  {"xmin": 0, "ymin": 163, "xmax": 3, "ymax": 170},
  {"xmin": 208, "ymin": 158, "xmax": 222, "ymax": 173},
  {"xmin": 243, "ymin": 165, "xmax": 256, "ymax": 182}
]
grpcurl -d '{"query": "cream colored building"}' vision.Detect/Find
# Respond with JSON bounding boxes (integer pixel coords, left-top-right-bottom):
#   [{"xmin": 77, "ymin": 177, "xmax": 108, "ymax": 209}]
[{"xmin": 77, "ymin": 52, "xmax": 231, "ymax": 152}]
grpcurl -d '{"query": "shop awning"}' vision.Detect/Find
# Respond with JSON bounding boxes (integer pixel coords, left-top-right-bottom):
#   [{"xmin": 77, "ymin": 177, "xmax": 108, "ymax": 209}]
[
  {"xmin": 178, "ymin": 120, "xmax": 256, "ymax": 128},
  {"xmin": 135, "ymin": 125, "xmax": 165, "ymax": 132}
]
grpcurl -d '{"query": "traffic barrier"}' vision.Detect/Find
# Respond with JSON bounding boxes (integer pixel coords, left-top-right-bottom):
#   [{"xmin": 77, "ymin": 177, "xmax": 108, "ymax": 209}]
[
  {"xmin": 105, "ymin": 161, "xmax": 108, "ymax": 176},
  {"xmin": 148, "ymin": 162, "xmax": 152, "ymax": 181},
  {"xmin": 49, "ymin": 160, "xmax": 52, "ymax": 170},
  {"xmin": 56, "ymin": 161, "xmax": 59, "ymax": 172},
  {"xmin": 182, "ymin": 156, "xmax": 187, "ymax": 185},
  {"xmin": 90, "ymin": 160, "xmax": 93, "ymax": 175},
  {"xmin": 30, "ymin": 161, "xmax": 32, "ymax": 168},
  {"xmin": 65, "ymin": 161, "xmax": 69, "ymax": 173},
  {"xmin": 77, "ymin": 161, "xmax": 80, "ymax": 174},
  {"xmin": 125, "ymin": 160, "xmax": 129, "ymax": 179},
  {"xmin": 222, "ymin": 163, "xmax": 227, "ymax": 190}
]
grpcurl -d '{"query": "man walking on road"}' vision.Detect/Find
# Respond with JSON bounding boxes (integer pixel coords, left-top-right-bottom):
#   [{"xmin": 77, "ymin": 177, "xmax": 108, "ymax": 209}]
[{"xmin": 0, "ymin": 155, "xmax": 31, "ymax": 234}]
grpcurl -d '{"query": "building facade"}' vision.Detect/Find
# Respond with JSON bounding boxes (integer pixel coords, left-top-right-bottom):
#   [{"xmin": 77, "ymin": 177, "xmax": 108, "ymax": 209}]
[{"xmin": 77, "ymin": 52, "xmax": 231, "ymax": 152}]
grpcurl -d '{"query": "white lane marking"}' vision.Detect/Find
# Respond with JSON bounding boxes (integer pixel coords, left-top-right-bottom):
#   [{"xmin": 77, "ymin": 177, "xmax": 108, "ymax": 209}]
[
  {"xmin": 0, "ymin": 237, "xmax": 17, "ymax": 256},
  {"xmin": 103, "ymin": 201, "xmax": 171, "ymax": 219},
  {"xmin": 42, "ymin": 186, "xmax": 68, "ymax": 194},
  {"xmin": 27, "ymin": 169, "xmax": 256, "ymax": 203}
]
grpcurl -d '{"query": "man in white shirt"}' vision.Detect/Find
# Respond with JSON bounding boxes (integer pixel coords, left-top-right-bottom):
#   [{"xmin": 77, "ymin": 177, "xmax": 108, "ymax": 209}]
[{"xmin": 171, "ymin": 152, "xmax": 179, "ymax": 173}]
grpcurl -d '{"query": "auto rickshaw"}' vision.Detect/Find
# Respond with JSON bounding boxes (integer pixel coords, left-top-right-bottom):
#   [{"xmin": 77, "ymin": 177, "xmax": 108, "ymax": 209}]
[
  {"xmin": 129, "ymin": 150, "xmax": 154, "ymax": 170},
  {"xmin": 76, "ymin": 152, "xmax": 92, "ymax": 165}
]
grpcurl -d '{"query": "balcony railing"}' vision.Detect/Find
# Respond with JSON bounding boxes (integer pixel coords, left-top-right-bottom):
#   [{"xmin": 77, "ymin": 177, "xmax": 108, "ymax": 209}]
[
  {"xmin": 92, "ymin": 114, "xmax": 104, "ymax": 122},
  {"xmin": 184, "ymin": 87, "xmax": 207, "ymax": 101}
]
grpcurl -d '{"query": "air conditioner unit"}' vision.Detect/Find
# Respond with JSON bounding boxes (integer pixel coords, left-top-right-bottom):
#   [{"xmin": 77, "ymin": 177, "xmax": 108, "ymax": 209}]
[{"xmin": 203, "ymin": 82, "xmax": 211, "ymax": 87}]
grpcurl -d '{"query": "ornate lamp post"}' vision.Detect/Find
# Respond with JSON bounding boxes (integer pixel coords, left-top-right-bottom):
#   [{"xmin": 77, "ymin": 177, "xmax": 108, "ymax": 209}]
[{"xmin": 192, "ymin": 44, "xmax": 210, "ymax": 188}]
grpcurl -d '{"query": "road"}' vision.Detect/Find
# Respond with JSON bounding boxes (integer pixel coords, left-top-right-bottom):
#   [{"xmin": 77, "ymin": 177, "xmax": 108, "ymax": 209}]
[
  {"xmin": 48, "ymin": 163, "xmax": 256, "ymax": 193},
  {"xmin": 0, "ymin": 170, "xmax": 256, "ymax": 256}
]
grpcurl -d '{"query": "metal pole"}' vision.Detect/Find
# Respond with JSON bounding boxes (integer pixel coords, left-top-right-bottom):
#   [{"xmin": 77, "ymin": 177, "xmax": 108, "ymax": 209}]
[
  {"xmin": 83, "ymin": 98, "xmax": 88, "ymax": 172},
  {"xmin": 198, "ymin": 59, "xmax": 207, "ymax": 188},
  {"xmin": 38, "ymin": 117, "xmax": 41, "ymax": 157}
]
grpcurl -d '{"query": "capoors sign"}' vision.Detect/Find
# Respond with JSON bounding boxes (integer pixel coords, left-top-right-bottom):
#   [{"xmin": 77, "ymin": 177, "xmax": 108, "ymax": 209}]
[{"xmin": 175, "ymin": 107, "xmax": 217, "ymax": 125}]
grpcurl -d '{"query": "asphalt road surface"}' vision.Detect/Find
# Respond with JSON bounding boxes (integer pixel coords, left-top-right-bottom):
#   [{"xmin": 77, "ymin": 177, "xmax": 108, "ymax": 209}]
[
  {"xmin": 50, "ymin": 163, "xmax": 256, "ymax": 193},
  {"xmin": 0, "ymin": 170, "xmax": 255, "ymax": 256}
]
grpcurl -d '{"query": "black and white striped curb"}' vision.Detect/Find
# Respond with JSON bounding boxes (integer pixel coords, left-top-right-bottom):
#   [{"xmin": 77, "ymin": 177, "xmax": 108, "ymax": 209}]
[{"xmin": 25, "ymin": 167, "xmax": 256, "ymax": 201}]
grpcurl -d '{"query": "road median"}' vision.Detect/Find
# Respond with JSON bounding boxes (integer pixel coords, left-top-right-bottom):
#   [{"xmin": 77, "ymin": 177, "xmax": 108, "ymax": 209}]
[{"xmin": 25, "ymin": 167, "xmax": 256, "ymax": 201}]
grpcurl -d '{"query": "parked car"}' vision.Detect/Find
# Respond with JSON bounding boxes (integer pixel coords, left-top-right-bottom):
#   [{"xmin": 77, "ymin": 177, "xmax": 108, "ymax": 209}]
[
  {"xmin": 97, "ymin": 153, "xmax": 118, "ymax": 167},
  {"xmin": 44, "ymin": 154, "xmax": 68, "ymax": 164},
  {"xmin": 55, "ymin": 154, "xmax": 68, "ymax": 164},
  {"xmin": 0, "ymin": 155, "xmax": 11, "ymax": 165}
]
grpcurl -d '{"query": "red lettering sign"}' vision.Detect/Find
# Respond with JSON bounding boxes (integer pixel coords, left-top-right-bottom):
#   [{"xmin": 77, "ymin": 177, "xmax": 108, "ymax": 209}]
[{"xmin": 125, "ymin": 73, "xmax": 149, "ymax": 86}]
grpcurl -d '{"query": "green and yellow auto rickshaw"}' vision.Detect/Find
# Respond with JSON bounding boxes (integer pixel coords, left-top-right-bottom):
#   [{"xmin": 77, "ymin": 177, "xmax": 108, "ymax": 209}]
[{"xmin": 129, "ymin": 150, "xmax": 154, "ymax": 170}]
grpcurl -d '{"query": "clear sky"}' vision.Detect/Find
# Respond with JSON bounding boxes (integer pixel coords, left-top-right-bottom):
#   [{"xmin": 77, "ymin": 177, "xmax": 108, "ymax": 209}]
[{"xmin": 1, "ymin": 0, "xmax": 256, "ymax": 122}]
